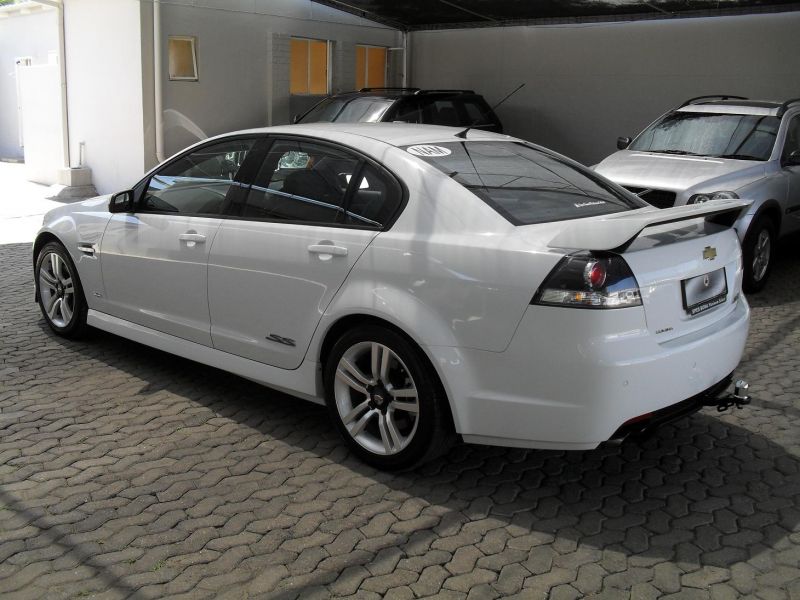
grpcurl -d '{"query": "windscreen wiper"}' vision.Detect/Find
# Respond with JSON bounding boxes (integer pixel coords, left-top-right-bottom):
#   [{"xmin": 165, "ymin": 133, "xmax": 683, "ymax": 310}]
[
  {"xmin": 714, "ymin": 153, "xmax": 762, "ymax": 161},
  {"xmin": 649, "ymin": 149, "xmax": 701, "ymax": 156}
]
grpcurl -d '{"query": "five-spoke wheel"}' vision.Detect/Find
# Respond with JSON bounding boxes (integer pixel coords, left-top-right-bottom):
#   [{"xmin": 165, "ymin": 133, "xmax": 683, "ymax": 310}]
[
  {"xmin": 325, "ymin": 325, "xmax": 452, "ymax": 469},
  {"xmin": 35, "ymin": 241, "xmax": 88, "ymax": 337},
  {"xmin": 742, "ymin": 216, "xmax": 776, "ymax": 293}
]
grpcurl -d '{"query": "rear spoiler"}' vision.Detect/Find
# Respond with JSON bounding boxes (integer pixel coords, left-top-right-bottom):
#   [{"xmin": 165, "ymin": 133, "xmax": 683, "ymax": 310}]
[{"xmin": 548, "ymin": 198, "xmax": 752, "ymax": 252}]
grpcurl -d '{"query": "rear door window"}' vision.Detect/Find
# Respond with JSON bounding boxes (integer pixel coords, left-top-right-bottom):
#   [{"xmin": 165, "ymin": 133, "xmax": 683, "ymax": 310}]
[{"xmin": 403, "ymin": 141, "xmax": 645, "ymax": 225}]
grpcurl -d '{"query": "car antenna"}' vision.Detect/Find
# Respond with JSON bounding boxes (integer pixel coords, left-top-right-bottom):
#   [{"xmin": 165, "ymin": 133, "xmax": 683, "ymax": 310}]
[{"xmin": 455, "ymin": 83, "xmax": 525, "ymax": 139}]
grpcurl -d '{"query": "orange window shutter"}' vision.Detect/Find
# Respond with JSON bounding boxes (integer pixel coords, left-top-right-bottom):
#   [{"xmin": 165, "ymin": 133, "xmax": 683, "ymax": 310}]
[
  {"xmin": 366, "ymin": 47, "xmax": 386, "ymax": 88},
  {"xmin": 290, "ymin": 39, "xmax": 309, "ymax": 94},
  {"xmin": 309, "ymin": 40, "xmax": 328, "ymax": 95},
  {"xmin": 355, "ymin": 46, "xmax": 366, "ymax": 91}
]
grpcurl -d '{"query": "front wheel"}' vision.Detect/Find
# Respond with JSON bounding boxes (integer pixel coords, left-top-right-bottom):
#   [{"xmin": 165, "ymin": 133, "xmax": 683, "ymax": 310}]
[
  {"xmin": 742, "ymin": 217, "xmax": 776, "ymax": 293},
  {"xmin": 324, "ymin": 325, "xmax": 453, "ymax": 470},
  {"xmin": 36, "ymin": 241, "xmax": 88, "ymax": 338}
]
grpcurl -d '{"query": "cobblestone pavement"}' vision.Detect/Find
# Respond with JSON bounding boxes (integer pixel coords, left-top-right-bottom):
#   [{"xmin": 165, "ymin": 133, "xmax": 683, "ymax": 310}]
[{"xmin": 1, "ymin": 240, "xmax": 799, "ymax": 600}]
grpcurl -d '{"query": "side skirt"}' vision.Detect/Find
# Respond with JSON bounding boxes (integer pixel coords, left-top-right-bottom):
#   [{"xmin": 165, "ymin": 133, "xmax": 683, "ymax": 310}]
[{"xmin": 87, "ymin": 309, "xmax": 324, "ymax": 405}]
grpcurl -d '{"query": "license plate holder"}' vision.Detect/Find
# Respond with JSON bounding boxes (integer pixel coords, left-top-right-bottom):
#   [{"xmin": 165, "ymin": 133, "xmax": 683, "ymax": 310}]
[{"xmin": 682, "ymin": 267, "xmax": 728, "ymax": 316}]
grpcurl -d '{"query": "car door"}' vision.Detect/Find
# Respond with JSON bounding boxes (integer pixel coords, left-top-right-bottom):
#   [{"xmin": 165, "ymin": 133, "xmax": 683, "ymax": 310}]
[
  {"xmin": 208, "ymin": 136, "xmax": 403, "ymax": 369},
  {"xmin": 99, "ymin": 137, "xmax": 259, "ymax": 346}
]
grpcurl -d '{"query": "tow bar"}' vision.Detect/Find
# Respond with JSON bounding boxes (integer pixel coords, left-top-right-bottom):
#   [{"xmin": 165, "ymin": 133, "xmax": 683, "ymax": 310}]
[{"xmin": 706, "ymin": 379, "xmax": 751, "ymax": 412}]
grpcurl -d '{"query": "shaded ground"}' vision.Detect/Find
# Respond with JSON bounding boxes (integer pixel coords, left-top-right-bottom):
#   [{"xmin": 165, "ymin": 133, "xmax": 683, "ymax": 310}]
[{"xmin": 1, "ymin": 239, "xmax": 799, "ymax": 599}]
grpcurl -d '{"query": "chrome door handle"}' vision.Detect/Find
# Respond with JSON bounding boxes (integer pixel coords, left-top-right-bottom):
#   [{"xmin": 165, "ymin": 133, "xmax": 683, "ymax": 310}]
[
  {"xmin": 308, "ymin": 244, "xmax": 348, "ymax": 256},
  {"xmin": 179, "ymin": 233, "xmax": 206, "ymax": 243}
]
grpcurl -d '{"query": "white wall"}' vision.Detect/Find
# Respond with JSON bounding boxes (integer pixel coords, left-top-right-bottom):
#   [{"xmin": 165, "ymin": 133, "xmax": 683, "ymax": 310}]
[
  {"xmin": 19, "ymin": 64, "xmax": 63, "ymax": 184},
  {"xmin": 63, "ymin": 0, "xmax": 147, "ymax": 194},
  {"xmin": 155, "ymin": 0, "xmax": 401, "ymax": 157},
  {"xmin": 410, "ymin": 12, "xmax": 800, "ymax": 166},
  {"xmin": 0, "ymin": 6, "xmax": 58, "ymax": 160}
]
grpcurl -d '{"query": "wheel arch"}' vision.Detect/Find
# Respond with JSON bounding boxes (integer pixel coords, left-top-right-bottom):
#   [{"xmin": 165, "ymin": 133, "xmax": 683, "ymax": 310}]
[
  {"xmin": 317, "ymin": 312, "xmax": 457, "ymax": 435},
  {"xmin": 739, "ymin": 199, "xmax": 782, "ymax": 240}
]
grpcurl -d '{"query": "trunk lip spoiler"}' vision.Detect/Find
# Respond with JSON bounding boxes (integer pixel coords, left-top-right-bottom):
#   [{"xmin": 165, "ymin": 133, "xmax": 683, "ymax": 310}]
[{"xmin": 547, "ymin": 198, "xmax": 752, "ymax": 252}]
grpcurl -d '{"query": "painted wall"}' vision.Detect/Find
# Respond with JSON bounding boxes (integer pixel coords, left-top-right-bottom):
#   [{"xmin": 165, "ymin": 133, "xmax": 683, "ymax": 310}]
[
  {"xmin": 409, "ymin": 12, "xmax": 800, "ymax": 166},
  {"xmin": 18, "ymin": 64, "xmax": 63, "ymax": 184},
  {"xmin": 64, "ymin": 0, "xmax": 147, "ymax": 194},
  {"xmin": 155, "ymin": 0, "xmax": 402, "ymax": 158},
  {"xmin": 0, "ymin": 6, "xmax": 58, "ymax": 160}
]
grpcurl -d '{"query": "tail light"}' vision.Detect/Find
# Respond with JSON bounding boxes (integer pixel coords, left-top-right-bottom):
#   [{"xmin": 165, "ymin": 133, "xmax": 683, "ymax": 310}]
[{"xmin": 532, "ymin": 252, "xmax": 642, "ymax": 309}]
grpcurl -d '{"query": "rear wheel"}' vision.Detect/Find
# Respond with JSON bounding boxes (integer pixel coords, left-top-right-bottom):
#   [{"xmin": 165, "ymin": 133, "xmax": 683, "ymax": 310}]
[
  {"xmin": 324, "ymin": 325, "xmax": 452, "ymax": 469},
  {"xmin": 35, "ymin": 241, "xmax": 88, "ymax": 338},
  {"xmin": 742, "ymin": 216, "xmax": 776, "ymax": 293}
]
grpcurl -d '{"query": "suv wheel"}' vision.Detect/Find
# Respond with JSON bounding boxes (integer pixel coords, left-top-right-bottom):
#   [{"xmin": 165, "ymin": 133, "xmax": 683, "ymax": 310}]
[
  {"xmin": 324, "ymin": 325, "xmax": 453, "ymax": 469},
  {"xmin": 742, "ymin": 216, "xmax": 776, "ymax": 293}
]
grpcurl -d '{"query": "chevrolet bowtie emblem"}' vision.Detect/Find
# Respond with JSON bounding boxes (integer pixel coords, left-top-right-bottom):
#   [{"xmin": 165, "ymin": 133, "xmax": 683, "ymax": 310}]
[{"xmin": 703, "ymin": 246, "xmax": 717, "ymax": 261}]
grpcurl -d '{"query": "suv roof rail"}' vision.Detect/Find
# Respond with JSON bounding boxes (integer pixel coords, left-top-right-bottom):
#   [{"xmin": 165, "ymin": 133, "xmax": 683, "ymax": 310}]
[
  {"xmin": 777, "ymin": 97, "xmax": 800, "ymax": 117},
  {"xmin": 415, "ymin": 89, "xmax": 475, "ymax": 95},
  {"xmin": 680, "ymin": 94, "xmax": 748, "ymax": 108},
  {"xmin": 358, "ymin": 87, "xmax": 420, "ymax": 93}
]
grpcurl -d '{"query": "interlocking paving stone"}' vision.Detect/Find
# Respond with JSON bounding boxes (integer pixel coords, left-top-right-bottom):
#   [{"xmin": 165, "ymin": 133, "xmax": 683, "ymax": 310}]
[{"xmin": 1, "ymin": 239, "xmax": 799, "ymax": 598}]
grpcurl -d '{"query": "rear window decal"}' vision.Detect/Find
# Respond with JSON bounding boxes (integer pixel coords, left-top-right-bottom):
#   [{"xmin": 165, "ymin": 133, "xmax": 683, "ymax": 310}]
[{"xmin": 406, "ymin": 145, "xmax": 452, "ymax": 157}]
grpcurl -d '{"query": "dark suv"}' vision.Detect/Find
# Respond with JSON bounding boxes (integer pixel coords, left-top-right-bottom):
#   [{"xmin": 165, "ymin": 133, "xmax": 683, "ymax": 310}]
[{"xmin": 295, "ymin": 88, "xmax": 503, "ymax": 133}]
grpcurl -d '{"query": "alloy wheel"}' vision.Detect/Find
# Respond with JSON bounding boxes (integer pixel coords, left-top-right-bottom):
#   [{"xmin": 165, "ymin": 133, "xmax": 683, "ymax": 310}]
[
  {"xmin": 333, "ymin": 341, "xmax": 420, "ymax": 456},
  {"xmin": 39, "ymin": 252, "xmax": 76, "ymax": 328},
  {"xmin": 752, "ymin": 228, "xmax": 771, "ymax": 283}
]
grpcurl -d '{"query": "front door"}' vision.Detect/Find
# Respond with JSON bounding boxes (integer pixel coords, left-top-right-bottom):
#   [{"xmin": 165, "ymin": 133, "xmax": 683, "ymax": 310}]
[
  {"xmin": 208, "ymin": 137, "xmax": 403, "ymax": 369},
  {"xmin": 100, "ymin": 137, "xmax": 258, "ymax": 346},
  {"xmin": 782, "ymin": 114, "xmax": 800, "ymax": 233}
]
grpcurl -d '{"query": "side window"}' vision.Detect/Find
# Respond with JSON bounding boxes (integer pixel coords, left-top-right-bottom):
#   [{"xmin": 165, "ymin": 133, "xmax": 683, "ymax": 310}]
[
  {"xmin": 460, "ymin": 99, "xmax": 493, "ymax": 126},
  {"xmin": 784, "ymin": 116, "xmax": 800, "ymax": 160},
  {"xmin": 392, "ymin": 99, "xmax": 423, "ymax": 124},
  {"xmin": 243, "ymin": 139, "xmax": 359, "ymax": 224},
  {"xmin": 345, "ymin": 163, "xmax": 402, "ymax": 228},
  {"xmin": 141, "ymin": 139, "xmax": 254, "ymax": 215},
  {"xmin": 427, "ymin": 99, "xmax": 461, "ymax": 127}
]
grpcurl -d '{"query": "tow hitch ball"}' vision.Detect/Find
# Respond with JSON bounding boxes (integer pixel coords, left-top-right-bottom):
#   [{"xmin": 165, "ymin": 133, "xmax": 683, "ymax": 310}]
[{"xmin": 710, "ymin": 379, "xmax": 751, "ymax": 412}]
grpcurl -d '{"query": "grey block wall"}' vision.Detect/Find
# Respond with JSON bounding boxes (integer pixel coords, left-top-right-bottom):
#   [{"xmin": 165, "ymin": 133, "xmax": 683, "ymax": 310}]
[{"xmin": 409, "ymin": 12, "xmax": 800, "ymax": 166}]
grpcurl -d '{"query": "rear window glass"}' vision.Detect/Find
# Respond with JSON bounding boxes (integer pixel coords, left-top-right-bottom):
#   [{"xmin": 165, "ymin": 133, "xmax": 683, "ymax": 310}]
[
  {"xmin": 403, "ymin": 141, "xmax": 645, "ymax": 225},
  {"xmin": 298, "ymin": 97, "xmax": 394, "ymax": 123}
]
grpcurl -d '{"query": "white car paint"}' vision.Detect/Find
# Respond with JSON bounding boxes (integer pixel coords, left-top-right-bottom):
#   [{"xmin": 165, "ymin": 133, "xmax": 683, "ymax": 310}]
[{"xmin": 35, "ymin": 123, "xmax": 751, "ymax": 450}]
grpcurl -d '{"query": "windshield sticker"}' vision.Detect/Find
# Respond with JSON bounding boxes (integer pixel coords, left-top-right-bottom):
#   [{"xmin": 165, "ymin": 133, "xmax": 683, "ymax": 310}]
[
  {"xmin": 574, "ymin": 200, "xmax": 606, "ymax": 208},
  {"xmin": 406, "ymin": 145, "xmax": 452, "ymax": 157}
]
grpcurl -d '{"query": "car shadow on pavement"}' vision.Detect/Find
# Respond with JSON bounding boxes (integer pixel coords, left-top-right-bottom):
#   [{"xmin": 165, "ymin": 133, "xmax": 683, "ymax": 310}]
[{"xmin": 3, "ymin": 239, "xmax": 798, "ymax": 599}]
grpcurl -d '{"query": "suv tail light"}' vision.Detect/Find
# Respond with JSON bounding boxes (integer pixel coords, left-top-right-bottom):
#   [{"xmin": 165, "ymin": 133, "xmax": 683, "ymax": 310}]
[{"xmin": 532, "ymin": 252, "xmax": 642, "ymax": 309}]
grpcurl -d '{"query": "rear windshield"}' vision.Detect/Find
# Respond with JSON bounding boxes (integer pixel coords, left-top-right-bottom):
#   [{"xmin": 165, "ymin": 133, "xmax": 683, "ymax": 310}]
[
  {"xmin": 403, "ymin": 141, "xmax": 645, "ymax": 225},
  {"xmin": 629, "ymin": 111, "xmax": 780, "ymax": 161},
  {"xmin": 298, "ymin": 97, "xmax": 394, "ymax": 124}
]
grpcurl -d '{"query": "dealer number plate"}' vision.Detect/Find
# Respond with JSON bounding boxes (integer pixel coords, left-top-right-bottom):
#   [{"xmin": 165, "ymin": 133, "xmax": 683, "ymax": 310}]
[{"xmin": 682, "ymin": 267, "xmax": 728, "ymax": 316}]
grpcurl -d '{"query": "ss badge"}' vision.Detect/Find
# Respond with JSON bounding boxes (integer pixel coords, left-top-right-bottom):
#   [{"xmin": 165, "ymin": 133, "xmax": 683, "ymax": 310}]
[{"xmin": 266, "ymin": 333, "xmax": 296, "ymax": 347}]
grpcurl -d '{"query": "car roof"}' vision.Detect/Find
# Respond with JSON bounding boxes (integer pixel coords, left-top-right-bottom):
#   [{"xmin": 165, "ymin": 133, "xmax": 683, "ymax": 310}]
[{"xmin": 228, "ymin": 122, "xmax": 512, "ymax": 148}]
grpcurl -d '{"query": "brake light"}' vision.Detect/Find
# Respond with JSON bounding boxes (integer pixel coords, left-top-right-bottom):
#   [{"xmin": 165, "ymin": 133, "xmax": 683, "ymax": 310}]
[{"xmin": 532, "ymin": 252, "xmax": 642, "ymax": 309}]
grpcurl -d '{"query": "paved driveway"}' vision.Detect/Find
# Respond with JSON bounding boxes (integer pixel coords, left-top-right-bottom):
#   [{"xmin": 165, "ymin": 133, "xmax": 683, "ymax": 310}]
[{"xmin": 1, "ymin": 240, "xmax": 799, "ymax": 600}]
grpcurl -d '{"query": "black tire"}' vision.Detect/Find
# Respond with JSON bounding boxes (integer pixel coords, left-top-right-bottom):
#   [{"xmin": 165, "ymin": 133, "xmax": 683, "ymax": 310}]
[
  {"xmin": 742, "ymin": 216, "xmax": 777, "ymax": 293},
  {"xmin": 324, "ymin": 325, "xmax": 453, "ymax": 470},
  {"xmin": 35, "ymin": 241, "xmax": 89, "ymax": 338}
]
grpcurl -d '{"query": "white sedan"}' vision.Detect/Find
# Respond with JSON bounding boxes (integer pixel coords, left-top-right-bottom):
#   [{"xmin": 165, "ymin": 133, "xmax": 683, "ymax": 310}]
[{"xmin": 34, "ymin": 124, "xmax": 751, "ymax": 469}]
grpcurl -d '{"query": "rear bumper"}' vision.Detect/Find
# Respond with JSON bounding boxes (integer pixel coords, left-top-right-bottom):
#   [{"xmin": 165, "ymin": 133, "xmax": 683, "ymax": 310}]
[{"xmin": 430, "ymin": 295, "xmax": 750, "ymax": 451}]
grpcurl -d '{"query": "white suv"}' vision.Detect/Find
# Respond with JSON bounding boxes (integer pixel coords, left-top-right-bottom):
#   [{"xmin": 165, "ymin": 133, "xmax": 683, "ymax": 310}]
[{"xmin": 595, "ymin": 96, "xmax": 800, "ymax": 292}]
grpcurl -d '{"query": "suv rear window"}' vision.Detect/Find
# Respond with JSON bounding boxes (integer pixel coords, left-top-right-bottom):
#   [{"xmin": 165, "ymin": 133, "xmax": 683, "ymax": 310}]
[
  {"xmin": 298, "ymin": 97, "xmax": 394, "ymax": 123},
  {"xmin": 403, "ymin": 141, "xmax": 645, "ymax": 225}
]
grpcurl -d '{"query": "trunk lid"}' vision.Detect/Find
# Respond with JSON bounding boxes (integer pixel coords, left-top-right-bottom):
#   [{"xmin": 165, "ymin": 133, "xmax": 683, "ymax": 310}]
[{"xmin": 622, "ymin": 221, "xmax": 743, "ymax": 342}]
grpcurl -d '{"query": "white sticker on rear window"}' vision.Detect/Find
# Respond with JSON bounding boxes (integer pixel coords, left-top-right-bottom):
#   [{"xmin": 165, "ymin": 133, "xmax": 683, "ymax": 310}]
[{"xmin": 406, "ymin": 145, "xmax": 452, "ymax": 157}]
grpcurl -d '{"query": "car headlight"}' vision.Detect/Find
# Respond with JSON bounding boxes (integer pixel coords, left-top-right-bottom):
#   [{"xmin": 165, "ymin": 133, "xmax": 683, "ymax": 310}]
[{"xmin": 688, "ymin": 191, "xmax": 739, "ymax": 204}]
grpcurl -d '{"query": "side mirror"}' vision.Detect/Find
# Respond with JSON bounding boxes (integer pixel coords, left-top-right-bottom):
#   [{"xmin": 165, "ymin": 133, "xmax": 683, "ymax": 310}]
[
  {"xmin": 783, "ymin": 149, "xmax": 800, "ymax": 167},
  {"xmin": 617, "ymin": 136, "xmax": 632, "ymax": 150},
  {"xmin": 109, "ymin": 190, "xmax": 134, "ymax": 213}
]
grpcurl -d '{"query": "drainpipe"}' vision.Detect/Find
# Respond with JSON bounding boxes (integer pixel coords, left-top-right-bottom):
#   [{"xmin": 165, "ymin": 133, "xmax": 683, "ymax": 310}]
[
  {"xmin": 153, "ymin": 0, "xmax": 165, "ymax": 162},
  {"xmin": 402, "ymin": 30, "xmax": 409, "ymax": 87},
  {"xmin": 32, "ymin": 0, "xmax": 70, "ymax": 168}
]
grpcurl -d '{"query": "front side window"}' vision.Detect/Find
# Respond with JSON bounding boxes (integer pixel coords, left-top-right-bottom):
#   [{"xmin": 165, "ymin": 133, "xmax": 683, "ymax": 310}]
[
  {"xmin": 404, "ymin": 141, "xmax": 644, "ymax": 226},
  {"xmin": 783, "ymin": 115, "xmax": 800, "ymax": 160},
  {"xmin": 141, "ymin": 139, "xmax": 254, "ymax": 215},
  {"xmin": 630, "ymin": 111, "xmax": 780, "ymax": 161}
]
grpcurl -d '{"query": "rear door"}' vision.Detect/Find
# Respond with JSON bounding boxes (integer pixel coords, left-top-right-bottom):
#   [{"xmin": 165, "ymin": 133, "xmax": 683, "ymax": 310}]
[
  {"xmin": 781, "ymin": 114, "xmax": 800, "ymax": 233},
  {"xmin": 208, "ymin": 136, "xmax": 404, "ymax": 369},
  {"xmin": 100, "ymin": 137, "xmax": 258, "ymax": 346}
]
